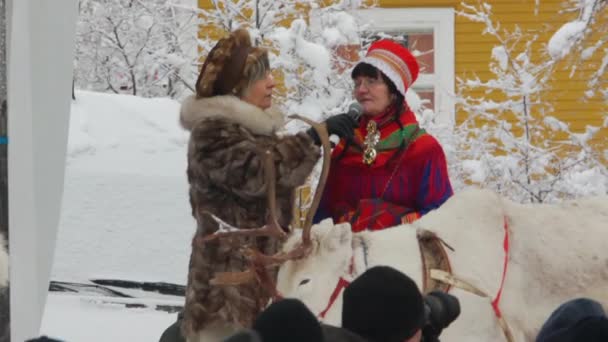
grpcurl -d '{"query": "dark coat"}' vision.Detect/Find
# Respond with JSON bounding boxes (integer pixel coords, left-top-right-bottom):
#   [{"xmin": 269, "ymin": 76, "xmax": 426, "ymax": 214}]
[
  {"xmin": 179, "ymin": 95, "xmax": 320, "ymax": 339},
  {"xmin": 322, "ymin": 324, "xmax": 369, "ymax": 342}
]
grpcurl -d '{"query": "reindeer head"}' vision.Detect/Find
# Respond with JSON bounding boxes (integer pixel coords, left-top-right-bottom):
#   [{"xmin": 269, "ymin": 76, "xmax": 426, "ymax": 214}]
[{"xmin": 277, "ymin": 220, "xmax": 353, "ymax": 322}]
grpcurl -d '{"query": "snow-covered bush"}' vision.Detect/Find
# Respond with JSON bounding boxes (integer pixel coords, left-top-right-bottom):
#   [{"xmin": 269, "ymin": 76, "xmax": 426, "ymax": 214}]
[
  {"xmin": 74, "ymin": 0, "xmax": 199, "ymax": 98},
  {"xmin": 447, "ymin": 2, "xmax": 607, "ymax": 203}
]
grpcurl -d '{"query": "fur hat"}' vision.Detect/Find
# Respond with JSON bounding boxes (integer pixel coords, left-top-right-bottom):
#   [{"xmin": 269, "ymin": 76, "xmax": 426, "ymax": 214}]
[
  {"xmin": 253, "ymin": 298, "xmax": 325, "ymax": 342},
  {"xmin": 355, "ymin": 39, "xmax": 419, "ymax": 97},
  {"xmin": 196, "ymin": 28, "xmax": 267, "ymax": 98},
  {"xmin": 536, "ymin": 298, "xmax": 608, "ymax": 342},
  {"xmin": 342, "ymin": 266, "xmax": 425, "ymax": 342}
]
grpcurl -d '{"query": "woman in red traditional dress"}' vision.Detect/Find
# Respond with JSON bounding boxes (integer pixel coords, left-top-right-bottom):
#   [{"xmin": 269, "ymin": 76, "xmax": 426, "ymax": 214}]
[{"xmin": 313, "ymin": 39, "xmax": 454, "ymax": 232}]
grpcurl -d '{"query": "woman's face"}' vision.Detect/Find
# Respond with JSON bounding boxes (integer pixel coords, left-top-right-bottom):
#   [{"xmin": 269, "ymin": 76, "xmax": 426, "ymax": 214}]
[
  {"xmin": 353, "ymin": 74, "xmax": 392, "ymax": 116},
  {"xmin": 241, "ymin": 72, "xmax": 276, "ymax": 110}
]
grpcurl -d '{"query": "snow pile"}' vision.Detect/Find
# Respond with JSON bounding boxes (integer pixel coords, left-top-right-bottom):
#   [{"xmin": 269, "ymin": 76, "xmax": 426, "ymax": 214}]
[
  {"xmin": 41, "ymin": 91, "xmax": 193, "ymax": 340},
  {"xmin": 54, "ymin": 91, "xmax": 193, "ymax": 284}
]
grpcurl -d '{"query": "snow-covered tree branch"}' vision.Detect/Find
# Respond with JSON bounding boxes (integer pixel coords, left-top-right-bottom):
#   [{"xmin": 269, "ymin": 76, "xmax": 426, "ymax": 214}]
[
  {"xmin": 196, "ymin": 0, "xmax": 372, "ymax": 126},
  {"xmin": 548, "ymin": 0, "xmax": 607, "ymax": 102},
  {"xmin": 450, "ymin": 2, "xmax": 607, "ymax": 202},
  {"xmin": 74, "ymin": 0, "xmax": 199, "ymax": 98}
]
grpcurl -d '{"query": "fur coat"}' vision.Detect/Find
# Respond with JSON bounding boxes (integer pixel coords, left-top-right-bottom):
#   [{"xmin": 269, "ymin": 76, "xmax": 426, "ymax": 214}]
[{"xmin": 179, "ymin": 95, "xmax": 320, "ymax": 338}]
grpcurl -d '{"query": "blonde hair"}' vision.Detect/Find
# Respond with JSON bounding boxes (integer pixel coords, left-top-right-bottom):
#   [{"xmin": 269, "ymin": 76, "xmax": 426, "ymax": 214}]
[{"xmin": 235, "ymin": 47, "xmax": 271, "ymax": 97}]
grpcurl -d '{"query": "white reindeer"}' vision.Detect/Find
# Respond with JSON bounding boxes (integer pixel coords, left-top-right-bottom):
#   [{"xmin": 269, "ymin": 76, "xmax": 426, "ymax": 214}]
[{"xmin": 277, "ymin": 188, "xmax": 608, "ymax": 342}]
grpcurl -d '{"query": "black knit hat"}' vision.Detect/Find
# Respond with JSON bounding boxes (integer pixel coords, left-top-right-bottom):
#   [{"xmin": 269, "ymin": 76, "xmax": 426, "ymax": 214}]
[
  {"xmin": 253, "ymin": 298, "xmax": 325, "ymax": 342},
  {"xmin": 342, "ymin": 266, "xmax": 425, "ymax": 342},
  {"xmin": 536, "ymin": 298, "xmax": 608, "ymax": 342},
  {"xmin": 321, "ymin": 324, "xmax": 369, "ymax": 342}
]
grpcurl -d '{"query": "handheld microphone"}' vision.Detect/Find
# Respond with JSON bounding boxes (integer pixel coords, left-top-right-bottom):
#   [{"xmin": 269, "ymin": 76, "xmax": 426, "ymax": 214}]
[{"xmin": 346, "ymin": 102, "xmax": 363, "ymax": 121}]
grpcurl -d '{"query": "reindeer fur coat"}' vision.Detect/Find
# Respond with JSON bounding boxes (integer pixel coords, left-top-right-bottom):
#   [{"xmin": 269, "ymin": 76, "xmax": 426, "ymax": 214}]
[{"xmin": 179, "ymin": 94, "xmax": 320, "ymax": 338}]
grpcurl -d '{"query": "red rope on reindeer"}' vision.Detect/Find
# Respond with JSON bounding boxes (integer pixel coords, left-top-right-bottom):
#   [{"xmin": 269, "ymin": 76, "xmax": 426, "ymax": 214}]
[
  {"xmin": 318, "ymin": 256, "xmax": 355, "ymax": 319},
  {"xmin": 492, "ymin": 215, "xmax": 510, "ymax": 318}
]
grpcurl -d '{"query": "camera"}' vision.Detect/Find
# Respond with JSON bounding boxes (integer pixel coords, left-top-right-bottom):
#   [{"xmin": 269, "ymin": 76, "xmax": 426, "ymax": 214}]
[{"xmin": 421, "ymin": 291, "xmax": 461, "ymax": 342}]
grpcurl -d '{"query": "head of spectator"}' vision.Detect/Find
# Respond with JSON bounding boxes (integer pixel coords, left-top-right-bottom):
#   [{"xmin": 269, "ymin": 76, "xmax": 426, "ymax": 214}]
[
  {"xmin": 253, "ymin": 298, "xmax": 325, "ymax": 342},
  {"xmin": 342, "ymin": 266, "xmax": 425, "ymax": 342},
  {"xmin": 322, "ymin": 323, "xmax": 369, "ymax": 342},
  {"xmin": 536, "ymin": 298, "xmax": 608, "ymax": 342}
]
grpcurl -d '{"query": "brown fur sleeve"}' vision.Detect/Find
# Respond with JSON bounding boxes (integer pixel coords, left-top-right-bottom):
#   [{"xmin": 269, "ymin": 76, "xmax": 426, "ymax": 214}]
[{"xmin": 187, "ymin": 118, "xmax": 320, "ymax": 199}]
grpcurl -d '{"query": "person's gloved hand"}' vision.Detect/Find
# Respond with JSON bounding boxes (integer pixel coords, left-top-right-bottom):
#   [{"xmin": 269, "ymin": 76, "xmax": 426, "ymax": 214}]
[{"xmin": 308, "ymin": 113, "xmax": 358, "ymax": 145}]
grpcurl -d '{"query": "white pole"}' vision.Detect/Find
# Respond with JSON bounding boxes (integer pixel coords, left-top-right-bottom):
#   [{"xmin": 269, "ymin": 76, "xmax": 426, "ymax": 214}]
[
  {"xmin": 7, "ymin": 0, "xmax": 78, "ymax": 340},
  {"xmin": 0, "ymin": 0, "xmax": 9, "ymax": 338}
]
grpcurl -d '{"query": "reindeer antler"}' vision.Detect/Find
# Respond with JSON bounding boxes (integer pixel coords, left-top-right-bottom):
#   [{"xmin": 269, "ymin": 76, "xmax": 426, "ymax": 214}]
[
  {"xmin": 289, "ymin": 115, "xmax": 332, "ymax": 246},
  {"xmin": 208, "ymin": 119, "xmax": 332, "ymax": 290},
  {"xmin": 229, "ymin": 118, "xmax": 332, "ymax": 266}
]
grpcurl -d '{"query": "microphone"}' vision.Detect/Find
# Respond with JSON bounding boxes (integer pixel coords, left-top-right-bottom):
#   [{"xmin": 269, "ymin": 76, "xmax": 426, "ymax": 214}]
[{"xmin": 346, "ymin": 102, "xmax": 363, "ymax": 121}]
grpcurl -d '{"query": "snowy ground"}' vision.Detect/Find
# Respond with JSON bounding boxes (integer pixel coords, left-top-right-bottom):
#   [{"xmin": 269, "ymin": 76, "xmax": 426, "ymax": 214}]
[
  {"xmin": 42, "ymin": 294, "xmax": 178, "ymax": 341},
  {"xmin": 40, "ymin": 91, "xmax": 193, "ymax": 341}
]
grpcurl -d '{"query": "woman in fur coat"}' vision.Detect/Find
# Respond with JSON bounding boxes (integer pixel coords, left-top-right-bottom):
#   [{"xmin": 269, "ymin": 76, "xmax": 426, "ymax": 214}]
[{"xmin": 173, "ymin": 29, "xmax": 321, "ymax": 342}]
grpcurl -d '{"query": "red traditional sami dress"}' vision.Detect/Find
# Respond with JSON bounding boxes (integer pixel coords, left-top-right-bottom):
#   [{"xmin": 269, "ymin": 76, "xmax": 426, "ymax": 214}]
[{"xmin": 314, "ymin": 104, "xmax": 453, "ymax": 232}]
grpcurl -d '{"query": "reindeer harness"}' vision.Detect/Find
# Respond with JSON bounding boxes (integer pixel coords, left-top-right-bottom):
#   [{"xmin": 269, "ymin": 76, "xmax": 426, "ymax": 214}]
[{"xmin": 316, "ymin": 217, "xmax": 514, "ymax": 342}]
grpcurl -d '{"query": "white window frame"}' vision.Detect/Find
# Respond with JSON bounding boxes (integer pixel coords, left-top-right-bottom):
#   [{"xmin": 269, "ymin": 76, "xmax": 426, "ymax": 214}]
[{"xmin": 349, "ymin": 8, "xmax": 455, "ymax": 126}]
